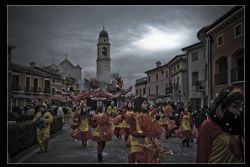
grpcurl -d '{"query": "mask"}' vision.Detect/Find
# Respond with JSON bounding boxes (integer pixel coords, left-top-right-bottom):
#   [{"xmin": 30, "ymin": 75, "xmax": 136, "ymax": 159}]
[
  {"xmin": 141, "ymin": 103, "xmax": 148, "ymax": 112},
  {"xmin": 221, "ymin": 109, "xmax": 244, "ymax": 135}
]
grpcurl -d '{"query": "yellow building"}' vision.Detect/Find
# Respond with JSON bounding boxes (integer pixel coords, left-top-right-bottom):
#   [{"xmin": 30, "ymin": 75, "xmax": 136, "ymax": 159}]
[{"xmin": 8, "ymin": 62, "xmax": 65, "ymax": 110}]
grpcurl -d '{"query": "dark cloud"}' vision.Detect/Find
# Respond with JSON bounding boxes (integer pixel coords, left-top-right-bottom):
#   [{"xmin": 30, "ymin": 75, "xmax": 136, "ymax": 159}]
[{"xmin": 8, "ymin": 5, "xmax": 234, "ymax": 93}]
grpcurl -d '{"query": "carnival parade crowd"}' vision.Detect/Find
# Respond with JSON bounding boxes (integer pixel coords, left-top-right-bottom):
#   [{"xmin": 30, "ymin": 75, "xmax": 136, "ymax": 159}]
[{"xmin": 31, "ymin": 86, "xmax": 244, "ymax": 163}]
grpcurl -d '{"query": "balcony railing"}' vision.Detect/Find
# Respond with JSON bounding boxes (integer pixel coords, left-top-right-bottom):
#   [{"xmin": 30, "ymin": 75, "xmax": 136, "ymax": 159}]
[
  {"xmin": 231, "ymin": 68, "xmax": 244, "ymax": 82},
  {"xmin": 33, "ymin": 87, "xmax": 42, "ymax": 94},
  {"xmin": 11, "ymin": 85, "xmax": 21, "ymax": 91},
  {"xmin": 215, "ymin": 73, "xmax": 228, "ymax": 86},
  {"xmin": 44, "ymin": 88, "xmax": 51, "ymax": 94},
  {"xmin": 194, "ymin": 80, "xmax": 206, "ymax": 92}
]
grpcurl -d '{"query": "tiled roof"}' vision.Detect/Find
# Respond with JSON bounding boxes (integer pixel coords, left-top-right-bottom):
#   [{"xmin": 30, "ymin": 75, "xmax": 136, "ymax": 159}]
[{"xmin": 9, "ymin": 63, "xmax": 63, "ymax": 80}]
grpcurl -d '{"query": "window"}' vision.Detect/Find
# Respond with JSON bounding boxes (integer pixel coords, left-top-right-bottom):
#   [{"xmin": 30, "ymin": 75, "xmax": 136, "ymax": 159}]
[
  {"xmin": 102, "ymin": 47, "xmax": 107, "ymax": 56},
  {"xmin": 177, "ymin": 76, "xmax": 179, "ymax": 85},
  {"xmin": 143, "ymin": 88, "xmax": 146, "ymax": 95},
  {"xmin": 148, "ymin": 87, "xmax": 150, "ymax": 95},
  {"xmin": 234, "ymin": 23, "xmax": 242, "ymax": 38},
  {"xmin": 156, "ymin": 86, "xmax": 158, "ymax": 96},
  {"xmin": 192, "ymin": 72, "xmax": 198, "ymax": 85},
  {"xmin": 136, "ymin": 90, "xmax": 138, "ymax": 95},
  {"xmin": 139, "ymin": 89, "xmax": 141, "ymax": 95},
  {"xmin": 12, "ymin": 75, "xmax": 19, "ymax": 91},
  {"xmin": 148, "ymin": 76, "xmax": 150, "ymax": 82},
  {"xmin": 177, "ymin": 64, "xmax": 180, "ymax": 69},
  {"xmin": 156, "ymin": 73, "xmax": 158, "ymax": 81},
  {"xmin": 166, "ymin": 71, "xmax": 168, "ymax": 78},
  {"xmin": 174, "ymin": 67, "xmax": 176, "ymax": 72},
  {"xmin": 25, "ymin": 77, "xmax": 30, "ymax": 92},
  {"xmin": 192, "ymin": 52, "xmax": 198, "ymax": 62},
  {"xmin": 217, "ymin": 34, "xmax": 224, "ymax": 47},
  {"xmin": 34, "ymin": 78, "xmax": 38, "ymax": 92},
  {"xmin": 219, "ymin": 57, "xmax": 228, "ymax": 84},
  {"xmin": 44, "ymin": 79, "xmax": 50, "ymax": 94}
]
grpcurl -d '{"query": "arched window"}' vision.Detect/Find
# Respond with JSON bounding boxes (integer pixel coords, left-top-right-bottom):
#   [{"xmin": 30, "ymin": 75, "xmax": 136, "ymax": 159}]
[{"xmin": 102, "ymin": 47, "xmax": 107, "ymax": 56}]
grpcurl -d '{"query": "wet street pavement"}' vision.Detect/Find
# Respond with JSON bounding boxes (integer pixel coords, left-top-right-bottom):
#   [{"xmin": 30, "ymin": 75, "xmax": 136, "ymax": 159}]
[{"xmin": 21, "ymin": 123, "xmax": 197, "ymax": 164}]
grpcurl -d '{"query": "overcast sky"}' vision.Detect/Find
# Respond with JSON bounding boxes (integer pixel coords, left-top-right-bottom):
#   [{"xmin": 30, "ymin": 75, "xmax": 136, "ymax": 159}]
[{"xmin": 8, "ymin": 5, "xmax": 234, "ymax": 93}]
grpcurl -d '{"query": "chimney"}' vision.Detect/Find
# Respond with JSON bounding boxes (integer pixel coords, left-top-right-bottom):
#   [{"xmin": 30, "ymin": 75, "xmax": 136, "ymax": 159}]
[
  {"xmin": 8, "ymin": 45, "xmax": 15, "ymax": 64},
  {"xmin": 156, "ymin": 61, "xmax": 161, "ymax": 68},
  {"xmin": 30, "ymin": 61, "xmax": 36, "ymax": 68}
]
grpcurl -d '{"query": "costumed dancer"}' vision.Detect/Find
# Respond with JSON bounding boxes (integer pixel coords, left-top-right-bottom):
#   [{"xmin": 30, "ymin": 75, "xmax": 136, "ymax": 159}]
[
  {"xmin": 121, "ymin": 102, "xmax": 134, "ymax": 146},
  {"xmin": 91, "ymin": 105, "xmax": 113, "ymax": 162},
  {"xmin": 128, "ymin": 97, "xmax": 149, "ymax": 163},
  {"xmin": 71, "ymin": 105, "xmax": 80, "ymax": 130},
  {"xmin": 107, "ymin": 101, "xmax": 118, "ymax": 117},
  {"xmin": 196, "ymin": 87, "xmax": 244, "ymax": 163},
  {"xmin": 179, "ymin": 106, "xmax": 193, "ymax": 147},
  {"xmin": 159, "ymin": 111, "xmax": 170, "ymax": 139},
  {"xmin": 113, "ymin": 108, "xmax": 123, "ymax": 139},
  {"xmin": 78, "ymin": 105, "xmax": 91, "ymax": 148},
  {"xmin": 128, "ymin": 97, "xmax": 165, "ymax": 163},
  {"xmin": 33, "ymin": 103, "xmax": 53, "ymax": 153}
]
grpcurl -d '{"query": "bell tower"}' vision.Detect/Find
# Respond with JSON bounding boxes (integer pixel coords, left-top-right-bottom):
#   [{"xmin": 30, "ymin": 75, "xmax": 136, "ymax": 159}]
[{"xmin": 96, "ymin": 27, "xmax": 111, "ymax": 85}]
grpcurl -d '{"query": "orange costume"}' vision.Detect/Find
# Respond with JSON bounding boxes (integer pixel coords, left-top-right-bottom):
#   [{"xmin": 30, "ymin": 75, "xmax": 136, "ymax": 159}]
[{"xmin": 91, "ymin": 112, "xmax": 113, "ymax": 162}]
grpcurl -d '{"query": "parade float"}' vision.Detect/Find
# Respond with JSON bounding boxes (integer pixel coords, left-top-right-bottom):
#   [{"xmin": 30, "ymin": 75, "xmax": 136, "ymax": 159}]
[{"xmin": 54, "ymin": 73, "xmax": 133, "ymax": 106}]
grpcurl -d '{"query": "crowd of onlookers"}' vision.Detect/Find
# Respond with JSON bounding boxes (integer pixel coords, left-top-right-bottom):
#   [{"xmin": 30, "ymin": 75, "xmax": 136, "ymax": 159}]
[{"xmin": 10, "ymin": 100, "xmax": 74, "ymax": 124}]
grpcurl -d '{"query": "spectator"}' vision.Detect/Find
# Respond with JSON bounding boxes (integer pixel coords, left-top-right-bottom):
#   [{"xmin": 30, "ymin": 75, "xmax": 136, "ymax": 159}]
[
  {"xmin": 57, "ymin": 105, "xmax": 64, "ymax": 123},
  {"xmin": 33, "ymin": 104, "xmax": 53, "ymax": 153},
  {"xmin": 196, "ymin": 87, "xmax": 244, "ymax": 163}
]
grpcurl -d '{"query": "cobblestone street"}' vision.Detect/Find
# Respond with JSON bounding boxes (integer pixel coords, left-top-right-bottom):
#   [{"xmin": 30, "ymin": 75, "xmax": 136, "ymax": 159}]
[{"xmin": 21, "ymin": 123, "xmax": 197, "ymax": 164}]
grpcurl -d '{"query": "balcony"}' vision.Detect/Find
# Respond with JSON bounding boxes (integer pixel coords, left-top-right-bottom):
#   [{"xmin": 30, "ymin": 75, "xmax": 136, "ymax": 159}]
[
  {"xmin": 194, "ymin": 80, "xmax": 206, "ymax": 92},
  {"xmin": 33, "ymin": 87, "xmax": 42, "ymax": 94},
  {"xmin": 215, "ymin": 73, "xmax": 227, "ymax": 86},
  {"xmin": 172, "ymin": 84, "xmax": 181, "ymax": 93},
  {"xmin": 166, "ymin": 86, "xmax": 172, "ymax": 94},
  {"xmin": 24, "ymin": 86, "xmax": 33, "ymax": 94},
  {"xmin": 44, "ymin": 88, "xmax": 51, "ymax": 95},
  {"xmin": 231, "ymin": 68, "xmax": 244, "ymax": 83},
  {"xmin": 11, "ymin": 85, "xmax": 21, "ymax": 92}
]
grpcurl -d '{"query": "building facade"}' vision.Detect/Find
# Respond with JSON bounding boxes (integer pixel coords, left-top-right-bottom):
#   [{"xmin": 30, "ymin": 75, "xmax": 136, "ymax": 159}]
[
  {"xmin": 145, "ymin": 61, "xmax": 170, "ymax": 98},
  {"xmin": 135, "ymin": 77, "xmax": 147, "ymax": 96},
  {"xmin": 182, "ymin": 42, "xmax": 208, "ymax": 109},
  {"xmin": 57, "ymin": 57, "xmax": 82, "ymax": 87},
  {"xmin": 198, "ymin": 6, "xmax": 244, "ymax": 102},
  {"xmin": 135, "ymin": 55, "xmax": 187, "ymax": 105},
  {"xmin": 96, "ymin": 28, "xmax": 111, "ymax": 86},
  {"xmin": 168, "ymin": 54, "xmax": 188, "ymax": 105},
  {"xmin": 8, "ymin": 62, "xmax": 65, "ymax": 110}
]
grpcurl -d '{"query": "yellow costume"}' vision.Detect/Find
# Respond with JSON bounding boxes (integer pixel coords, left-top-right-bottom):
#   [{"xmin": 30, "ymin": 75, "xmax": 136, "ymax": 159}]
[
  {"xmin": 79, "ymin": 118, "xmax": 89, "ymax": 132},
  {"xmin": 181, "ymin": 114, "xmax": 192, "ymax": 131},
  {"xmin": 33, "ymin": 111, "xmax": 53, "ymax": 151},
  {"xmin": 131, "ymin": 115, "xmax": 149, "ymax": 153},
  {"xmin": 107, "ymin": 106, "xmax": 118, "ymax": 117},
  {"xmin": 159, "ymin": 116, "xmax": 169, "ymax": 126}
]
